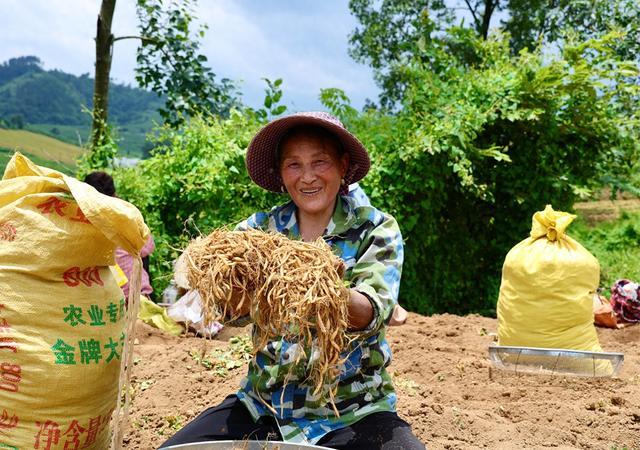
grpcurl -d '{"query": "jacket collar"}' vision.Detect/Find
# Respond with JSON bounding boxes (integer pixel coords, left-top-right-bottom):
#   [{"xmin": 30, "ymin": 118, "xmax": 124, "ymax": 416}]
[{"xmin": 275, "ymin": 196, "xmax": 359, "ymax": 239}]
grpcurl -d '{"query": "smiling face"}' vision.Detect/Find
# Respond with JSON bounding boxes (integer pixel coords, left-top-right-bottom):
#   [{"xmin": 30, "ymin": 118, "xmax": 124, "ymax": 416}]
[{"xmin": 279, "ymin": 129, "xmax": 349, "ymax": 221}]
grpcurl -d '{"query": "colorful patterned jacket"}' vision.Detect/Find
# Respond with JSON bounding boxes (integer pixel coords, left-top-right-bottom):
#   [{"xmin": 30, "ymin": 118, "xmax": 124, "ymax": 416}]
[{"xmin": 233, "ymin": 195, "xmax": 404, "ymax": 444}]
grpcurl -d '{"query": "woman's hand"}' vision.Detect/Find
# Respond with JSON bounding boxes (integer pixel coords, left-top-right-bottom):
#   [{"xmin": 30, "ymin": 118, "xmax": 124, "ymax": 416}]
[{"xmin": 347, "ymin": 289, "xmax": 374, "ymax": 331}]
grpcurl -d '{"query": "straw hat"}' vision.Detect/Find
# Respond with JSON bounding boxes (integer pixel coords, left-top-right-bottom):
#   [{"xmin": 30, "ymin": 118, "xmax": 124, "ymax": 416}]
[{"xmin": 246, "ymin": 111, "xmax": 370, "ymax": 193}]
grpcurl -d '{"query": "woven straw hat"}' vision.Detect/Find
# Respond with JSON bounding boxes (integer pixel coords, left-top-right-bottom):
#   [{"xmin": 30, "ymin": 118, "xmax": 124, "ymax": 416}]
[{"xmin": 246, "ymin": 111, "xmax": 370, "ymax": 193}]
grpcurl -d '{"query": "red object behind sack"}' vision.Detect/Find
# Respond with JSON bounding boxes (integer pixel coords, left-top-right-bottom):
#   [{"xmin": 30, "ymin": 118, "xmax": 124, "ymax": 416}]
[
  {"xmin": 610, "ymin": 280, "xmax": 640, "ymax": 324},
  {"xmin": 593, "ymin": 293, "xmax": 619, "ymax": 328}
]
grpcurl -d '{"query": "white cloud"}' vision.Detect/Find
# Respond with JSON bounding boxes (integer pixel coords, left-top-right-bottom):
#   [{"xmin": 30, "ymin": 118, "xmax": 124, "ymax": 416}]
[
  {"xmin": 0, "ymin": 0, "xmax": 379, "ymax": 110},
  {"xmin": 0, "ymin": 0, "xmax": 139, "ymax": 81},
  {"xmin": 197, "ymin": 0, "xmax": 378, "ymax": 110}
]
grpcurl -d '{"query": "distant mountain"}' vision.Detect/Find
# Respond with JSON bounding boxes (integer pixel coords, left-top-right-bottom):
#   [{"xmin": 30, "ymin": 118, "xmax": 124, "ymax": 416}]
[{"xmin": 0, "ymin": 56, "xmax": 163, "ymax": 156}]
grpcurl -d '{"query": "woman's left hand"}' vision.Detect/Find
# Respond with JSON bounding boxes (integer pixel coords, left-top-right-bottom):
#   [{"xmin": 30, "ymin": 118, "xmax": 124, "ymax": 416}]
[{"xmin": 347, "ymin": 289, "xmax": 374, "ymax": 331}]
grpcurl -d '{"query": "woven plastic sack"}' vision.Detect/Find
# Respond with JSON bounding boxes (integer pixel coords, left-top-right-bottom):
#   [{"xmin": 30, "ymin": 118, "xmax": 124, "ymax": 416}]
[
  {"xmin": 497, "ymin": 205, "xmax": 602, "ymax": 352},
  {"xmin": 0, "ymin": 153, "xmax": 148, "ymax": 449}
]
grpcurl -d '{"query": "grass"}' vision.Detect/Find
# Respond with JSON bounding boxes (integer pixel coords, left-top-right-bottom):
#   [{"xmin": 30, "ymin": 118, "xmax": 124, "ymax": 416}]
[
  {"xmin": 0, "ymin": 128, "xmax": 83, "ymax": 168},
  {"xmin": 27, "ymin": 121, "xmax": 153, "ymax": 158},
  {"xmin": 571, "ymin": 208, "xmax": 640, "ymax": 290},
  {"xmin": 25, "ymin": 123, "xmax": 89, "ymax": 148},
  {"xmin": 0, "ymin": 147, "xmax": 76, "ymax": 175}
]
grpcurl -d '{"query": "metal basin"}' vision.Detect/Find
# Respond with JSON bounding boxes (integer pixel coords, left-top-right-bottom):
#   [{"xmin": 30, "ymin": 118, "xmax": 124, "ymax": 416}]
[
  {"xmin": 489, "ymin": 345, "xmax": 624, "ymax": 377},
  {"xmin": 161, "ymin": 441, "xmax": 331, "ymax": 450}
]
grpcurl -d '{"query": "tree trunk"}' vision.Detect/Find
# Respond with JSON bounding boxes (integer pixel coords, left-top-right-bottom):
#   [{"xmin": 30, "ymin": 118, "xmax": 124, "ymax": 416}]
[
  {"xmin": 480, "ymin": 0, "xmax": 499, "ymax": 39},
  {"xmin": 91, "ymin": 0, "xmax": 116, "ymax": 150}
]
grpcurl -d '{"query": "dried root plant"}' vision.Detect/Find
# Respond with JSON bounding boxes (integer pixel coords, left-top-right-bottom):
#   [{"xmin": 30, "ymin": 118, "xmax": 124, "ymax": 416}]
[{"xmin": 185, "ymin": 228, "xmax": 351, "ymax": 408}]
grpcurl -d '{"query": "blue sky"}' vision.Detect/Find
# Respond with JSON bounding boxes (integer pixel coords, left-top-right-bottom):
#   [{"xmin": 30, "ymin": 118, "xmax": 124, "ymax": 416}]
[{"xmin": 0, "ymin": 0, "xmax": 381, "ymax": 112}]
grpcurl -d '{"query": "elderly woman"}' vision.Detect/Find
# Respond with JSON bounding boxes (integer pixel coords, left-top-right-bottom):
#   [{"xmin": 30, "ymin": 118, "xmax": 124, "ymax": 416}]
[{"xmin": 160, "ymin": 112, "xmax": 423, "ymax": 449}]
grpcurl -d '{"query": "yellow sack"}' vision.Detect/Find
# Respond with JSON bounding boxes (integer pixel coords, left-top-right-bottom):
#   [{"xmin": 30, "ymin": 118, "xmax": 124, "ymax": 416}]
[
  {"xmin": 497, "ymin": 205, "xmax": 602, "ymax": 352},
  {"xmin": 0, "ymin": 153, "xmax": 148, "ymax": 449},
  {"xmin": 138, "ymin": 297, "xmax": 184, "ymax": 336}
]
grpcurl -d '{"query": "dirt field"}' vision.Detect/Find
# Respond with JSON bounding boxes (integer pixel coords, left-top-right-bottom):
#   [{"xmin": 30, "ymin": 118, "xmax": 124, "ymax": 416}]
[
  {"xmin": 574, "ymin": 199, "xmax": 640, "ymax": 225},
  {"xmin": 124, "ymin": 315, "xmax": 640, "ymax": 450}
]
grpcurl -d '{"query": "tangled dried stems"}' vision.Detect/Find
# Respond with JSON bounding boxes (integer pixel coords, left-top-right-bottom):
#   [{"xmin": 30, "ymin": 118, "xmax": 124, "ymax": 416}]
[{"xmin": 185, "ymin": 228, "xmax": 351, "ymax": 407}]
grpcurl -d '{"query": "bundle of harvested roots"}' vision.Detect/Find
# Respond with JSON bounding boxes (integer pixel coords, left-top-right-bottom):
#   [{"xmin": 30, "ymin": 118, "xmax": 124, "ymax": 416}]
[{"xmin": 184, "ymin": 228, "xmax": 351, "ymax": 402}]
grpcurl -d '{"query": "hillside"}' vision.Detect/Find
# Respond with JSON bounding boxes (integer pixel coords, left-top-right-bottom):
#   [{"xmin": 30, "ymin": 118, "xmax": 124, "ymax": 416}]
[
  {"xmin": 0, "ymin": 56, "xmax": 162, "ymax": 156},
  {"xmin": 0, "ymin": 129, "xmax": 84, "ymax": 174}
]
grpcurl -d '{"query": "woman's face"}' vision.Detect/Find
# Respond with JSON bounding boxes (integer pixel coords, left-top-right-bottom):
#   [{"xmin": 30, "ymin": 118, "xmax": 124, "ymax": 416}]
[{"xmin": 279, "ymin": 133, "xmax": 348, "ymax": 219}]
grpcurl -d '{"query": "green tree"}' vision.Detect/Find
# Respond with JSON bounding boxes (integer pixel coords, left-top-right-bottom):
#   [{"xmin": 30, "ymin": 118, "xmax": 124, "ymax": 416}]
[
  {"xmin": 8, "ymin": 114, "xmax": 24, "ymax": 129},
  {"xmin": 0, "ymin": 56, "xmax": 43, "ymax": 84},
  {"xmin": 90, "ymin": 0, "xmax": 116, "ymax": 159},
  {"xmin": 348, "ymin": 0, "xmax": 447, "ymax": 109},
  {"xmin": 349, "ymin": 0, "xmax": 508, "ymax": 108},
  {"xmin": 89, "ymin": 0, "xmax": 238, "ymax": 170},
  {"xmin": 135, "ymin": 0, "xmax": 240, "ymax": 127},
  {"xmin": 506, "ymin": 0, "xmax": 640, "ymax": 57},
  {"xmin": 349, "ymin": 0, "xmax": 640, "ymax": 108}
]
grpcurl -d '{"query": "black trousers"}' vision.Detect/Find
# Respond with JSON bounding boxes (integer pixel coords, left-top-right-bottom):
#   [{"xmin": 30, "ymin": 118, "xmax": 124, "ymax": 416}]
[{"xmin": 159, "ymin": 395, "xmax": 425, "ymax": 450}]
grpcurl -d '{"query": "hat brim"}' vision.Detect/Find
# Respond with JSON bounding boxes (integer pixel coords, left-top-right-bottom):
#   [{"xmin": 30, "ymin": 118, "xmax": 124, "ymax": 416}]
[{"xmin": 246, "ymin": 115, "xmax": 370, "ymax": 193}]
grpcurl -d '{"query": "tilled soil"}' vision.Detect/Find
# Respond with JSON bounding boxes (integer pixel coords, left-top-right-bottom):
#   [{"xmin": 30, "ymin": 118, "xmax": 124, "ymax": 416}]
[{"xmin": 125, "ymin": 314, "xmax": 640, "ymax": 449}]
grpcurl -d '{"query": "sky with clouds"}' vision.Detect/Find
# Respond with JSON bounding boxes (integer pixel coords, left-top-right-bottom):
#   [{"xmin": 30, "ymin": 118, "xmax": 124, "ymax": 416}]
[{"xmin": 0, "ymin": 0, "xmax": 381, "ymax": 112}]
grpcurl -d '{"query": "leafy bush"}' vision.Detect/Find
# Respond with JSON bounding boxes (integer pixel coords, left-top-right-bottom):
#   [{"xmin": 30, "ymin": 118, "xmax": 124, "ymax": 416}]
[
  {"xmin": 112, "ymin": 111, "xmax": 279, "ymax": 291},
  {"xmin": 325, "ymin": 30, "xmax": 639, "ymax": 315}
]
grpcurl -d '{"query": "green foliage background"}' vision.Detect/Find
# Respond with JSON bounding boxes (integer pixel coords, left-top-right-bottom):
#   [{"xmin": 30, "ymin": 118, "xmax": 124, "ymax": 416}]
[
  {"xmin": 7, "ymin": 2, "xmax": 639, "ymax": 315},
  {"xmin": 349, "ymin": 0, "xmax": 640, "ymax": 109},
  {"xmin": 72, "ymin": 14, "xmax": 638, "ymax": 315},
  {"xmin": 332, "ymin": 31, "xmax": 639, "ymax": 314}
]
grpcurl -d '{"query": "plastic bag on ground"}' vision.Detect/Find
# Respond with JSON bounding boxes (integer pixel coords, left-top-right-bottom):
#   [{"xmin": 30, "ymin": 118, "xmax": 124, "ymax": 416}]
[
  {"xmin": 167, "ymin": 290, "xmax": 224, "ymax": 337},
  {"xmin": 138, "ymin": 297, "xmax": 184, "ymax": 336}
]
